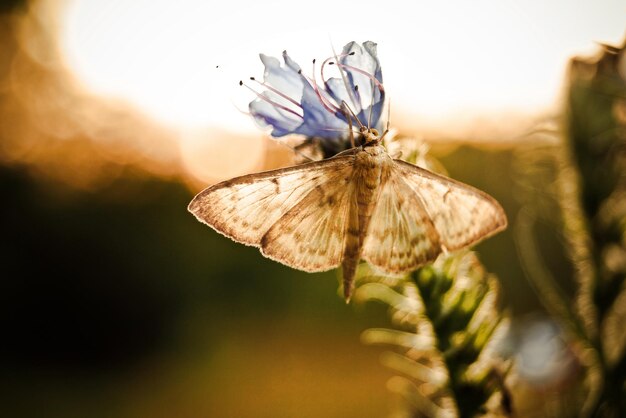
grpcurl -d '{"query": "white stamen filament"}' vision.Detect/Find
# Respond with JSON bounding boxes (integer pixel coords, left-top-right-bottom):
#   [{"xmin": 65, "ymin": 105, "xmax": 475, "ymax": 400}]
[
  {"xmin": 337, "ymin": 63, "xmax": 385, "ymax": 93},
  {"xmin": 249, "ymin": 77, "xmax": 302, "ymax": 109},
  {"xmin": 305, "ymin": 59, "xmax": 342, "ymax": 115},
  {"xmin": 240, "ymin": 81, "xmax": 303, "ymax": 119}
]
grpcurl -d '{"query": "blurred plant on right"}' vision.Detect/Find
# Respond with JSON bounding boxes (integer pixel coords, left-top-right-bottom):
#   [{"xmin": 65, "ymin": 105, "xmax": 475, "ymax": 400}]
[
  {"xmin": 353, "ymin": 136, "xmax": 512, "ymax": 417},
  {"xmin": 515, "ymin": 38, "xmax": 626, "ymax": 417},
  {"xmin": 355, "ymin": 37, "xmax": 626, "ymax": 417},
  {"xmin": 356, "ymin": 251, "xmax": 511, "ymax": 418}
]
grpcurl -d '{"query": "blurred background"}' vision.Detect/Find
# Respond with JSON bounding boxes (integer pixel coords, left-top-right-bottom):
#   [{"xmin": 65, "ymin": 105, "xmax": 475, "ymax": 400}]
[{"xmin": 0, "ymin": 0, "xmax": 624, "ymax": 417}]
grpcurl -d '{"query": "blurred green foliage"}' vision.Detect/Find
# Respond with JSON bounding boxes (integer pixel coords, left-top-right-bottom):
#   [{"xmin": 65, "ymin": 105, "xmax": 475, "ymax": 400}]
[
  {"xmin": 512, "ymin": 40, "xmax": 626, "ymax": 417},
  {"xmin": 357, "ymin": 252, "xmax": 510, "ymax": 418},
  {"xmin": 559, "ymin": 40, "xmax": 626, "ymax": 417},
  {"xmin": 0, "ymin": 141, "xmax": 524, "ymax": 417}
]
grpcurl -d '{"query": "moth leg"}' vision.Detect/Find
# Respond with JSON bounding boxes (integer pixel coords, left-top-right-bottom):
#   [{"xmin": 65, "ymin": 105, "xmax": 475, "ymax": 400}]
[{"xmin": 273, "ymin": 137, "xmax": 317, "ymax": 162}]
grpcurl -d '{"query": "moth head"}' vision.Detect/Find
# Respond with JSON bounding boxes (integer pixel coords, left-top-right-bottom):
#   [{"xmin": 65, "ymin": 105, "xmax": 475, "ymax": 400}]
[{"xmin": 360, "ymin": 127, "xmax": 381, "ymax": 145}]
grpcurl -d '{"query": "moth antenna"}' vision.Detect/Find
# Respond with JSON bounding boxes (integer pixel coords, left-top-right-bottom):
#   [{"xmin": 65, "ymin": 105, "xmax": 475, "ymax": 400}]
[
  {"xmin": 379, "ymin": 128, "xmax": 390, "ymax": 143},
  {"xmin": 341, "ymin": 100, "xmax": 365, "ymax": 131},
  {"xmin": 367, "ymin": 79, "xmax": 374, "ymax": 129},
  {"xmin": 346, "ymin": 105, "xmax": 356, "ymax": 148},
  {"xmin": 379, "ymin": 100, "xmax": 392, "ymax": 143},
  {"xmin": 367, "ymin": 68, "xmax": 372, "ymax": 128},
  {"xmin": 386, "ymin": 99, "xmax": 391, "ymax": 131}
]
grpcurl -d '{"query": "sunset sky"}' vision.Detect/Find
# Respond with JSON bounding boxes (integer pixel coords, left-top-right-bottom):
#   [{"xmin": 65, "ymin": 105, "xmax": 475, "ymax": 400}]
[
  {"xmin": 59, "ymin": 0, "xmax": 625, "ymax": 132},
  {"xmin": 5, "ymin": 0, "xmax": 624, "ymax": 184}
]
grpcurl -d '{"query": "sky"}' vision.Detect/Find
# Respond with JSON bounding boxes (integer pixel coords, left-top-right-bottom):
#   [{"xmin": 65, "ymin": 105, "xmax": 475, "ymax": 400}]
[{"xmin": 57, "ymin": 0, "xmax": 626, "ymax": 133}]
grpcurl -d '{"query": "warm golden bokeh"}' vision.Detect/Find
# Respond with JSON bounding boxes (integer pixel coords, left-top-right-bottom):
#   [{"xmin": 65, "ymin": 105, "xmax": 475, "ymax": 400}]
[
  {"xmin": 57, "ymin": 0, "xmax": 626, "ymax": 127},
  {"xmin": 1, "ymin": 1, "xmax": 624, "ymax": 417},
  {"xmin": 2, "ymin": 0, "xmax": 624, "ymax": 189},
  {"xmin": 1, "ymin": 5, "xmax": 180, "ymax": 188}
]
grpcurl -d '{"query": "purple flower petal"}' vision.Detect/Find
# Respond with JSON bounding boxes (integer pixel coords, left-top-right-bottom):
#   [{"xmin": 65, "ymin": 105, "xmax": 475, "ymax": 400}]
[{"xmin": 248, "ymin": 41, "xmax": 385, "ymax": 140}]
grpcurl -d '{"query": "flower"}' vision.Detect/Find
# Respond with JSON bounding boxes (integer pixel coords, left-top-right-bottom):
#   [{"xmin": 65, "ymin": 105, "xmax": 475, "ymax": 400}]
[{"xmin": 244, "ymin": 41, "xmax": 385, "ymax": 143}]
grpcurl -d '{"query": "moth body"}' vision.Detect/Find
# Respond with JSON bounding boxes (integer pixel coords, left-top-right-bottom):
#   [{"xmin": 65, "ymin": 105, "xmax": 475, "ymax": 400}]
[{"xmin": 342, "ymin": 144, "xmax": 392, "ymax": 300}]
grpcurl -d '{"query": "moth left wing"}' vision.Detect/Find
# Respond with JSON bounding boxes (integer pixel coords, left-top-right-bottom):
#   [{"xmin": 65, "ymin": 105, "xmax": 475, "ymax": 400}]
[
  {"xmin": 393, "ymin": 159, "xmax": 507, "ymax": 251},
  {"xmin": 188, "ymin": 155, "xmax": 354, "ymax": 247},
  {"xmin": 260, "ymin": 174, "xmax": 356, "ymax": 272}
]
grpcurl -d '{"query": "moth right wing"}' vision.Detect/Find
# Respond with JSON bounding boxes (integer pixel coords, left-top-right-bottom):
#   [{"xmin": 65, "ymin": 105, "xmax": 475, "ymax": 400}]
[
  {"xmin": 188, "ymin": 155, "xmax": 355, "ymax": 248},
  {"xmin": 361, "ymin": 172, "xmax": 442, "ymax": 275}
]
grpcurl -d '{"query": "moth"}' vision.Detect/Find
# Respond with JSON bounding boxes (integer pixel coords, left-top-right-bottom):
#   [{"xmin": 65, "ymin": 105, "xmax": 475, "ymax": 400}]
[{"xmin": 188, "ymin": 126, "xmax": 507, "ymax": 301}]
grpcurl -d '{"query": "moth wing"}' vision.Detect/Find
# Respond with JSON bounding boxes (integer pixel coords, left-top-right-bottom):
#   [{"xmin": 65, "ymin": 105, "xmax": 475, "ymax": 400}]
[
  {"xmin": 188, "ymin": 156, "xmax": 354, "ymax": 247},
  {"xmin": 260, "ymin": 171, "xmax": 356, "ymax": 272},
  {"xmin": 393, "ymin": 159, "xmax": 507, "ymax": 251},
  {"xmin": 362, "ymin": 173, "xmax": 442, "ymax": 275}
]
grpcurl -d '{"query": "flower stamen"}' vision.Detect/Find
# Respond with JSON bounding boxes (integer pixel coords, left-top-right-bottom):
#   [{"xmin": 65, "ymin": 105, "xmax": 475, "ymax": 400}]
[
  {"xmin": 330, "ymin": 49, "xmax": 364, "ymax": 124},
  {"xmin": 245, "ymin": 41, "xmax": 383, "ymax": 140},
  {"xmin": 306, "ymin": 59, "xmax": 342, "ymax": 115},
  {"xmin": 319, "ymin": 51, "xmax": 354, "ymax": 87},
  {"xmin": 336, "ymin": 63, "xmax": 385, "ymax": 94},
  {"xmin": 249, "ymin": 77, "xmax": 302, "ymax": 110},
  {"xmin": 239, "ymin": 80, "xmax": 303, "ymax": 119}
]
